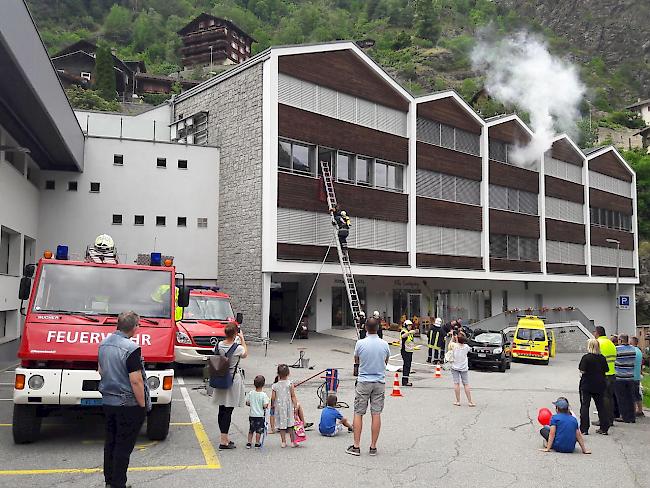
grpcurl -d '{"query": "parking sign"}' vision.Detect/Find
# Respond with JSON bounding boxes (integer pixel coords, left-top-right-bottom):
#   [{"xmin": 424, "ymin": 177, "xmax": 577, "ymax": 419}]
[{"xmin": 618, "ymin": 295, "xmax": 630, "ymax": 310}]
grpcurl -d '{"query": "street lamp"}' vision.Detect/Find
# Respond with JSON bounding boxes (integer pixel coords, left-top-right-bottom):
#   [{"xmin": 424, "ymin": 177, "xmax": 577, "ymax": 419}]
[{"xmin": 606, "ymin": 238, "xmax": 621, "ymax": 334}]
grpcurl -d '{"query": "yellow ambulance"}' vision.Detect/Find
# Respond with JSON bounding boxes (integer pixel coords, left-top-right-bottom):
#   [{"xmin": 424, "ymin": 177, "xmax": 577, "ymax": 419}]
[{"xmin": 511, "ymin": 315, "xmax": 556, "ymax": 365}]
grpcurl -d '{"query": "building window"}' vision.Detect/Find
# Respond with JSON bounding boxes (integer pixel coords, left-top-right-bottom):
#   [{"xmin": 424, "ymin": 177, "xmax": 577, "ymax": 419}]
[
  {"xmin": 114, "ymin": 154, "xmax": 124, "ymax": 165},
  {"xmin": 178, "ymin": 159, "xmax": 188, "ymax": 169},
  {"xmin": 156, "ymin": 216, "xmax": 166, "ymax": 226},
  {"xmin": 278, "ymin": 139, "xmax": 315, "ymax": 175},
  {"xmin": 545, "ymin": 197, "xmax": 583, "ymax": 224},
  {"xmin": 336, "ymin": 152, "xmax": 355, "ymax": 182},
  {"xmin": 416, "ymin": 170, "xmax": 481, "ymax": 205},
  {"xmin": 177, "ymin": 217, "xmax": 187, "ymax": 227},
  {"xmin": 157, "ymin": 158, "xmax": 167, "ymax": 168},
  {"xmin": 546, "ymin": 240, "xmax": 585, "ymax": 265},
  {"xmin": 375, "ymin": 160, "xmax": 403, "ymax": 192},
  {"xmin": 489, "ymin": 185, "xmax": 538, "ymax": 215},
  {"xmin": 45, "ymin": 180, "xmax": 55, "ymax": 190},
  {"xmin": 134, "ymin": 215, "xmax": 145, "ymax": 226},
  {"xmin": 590, "ymin": 207, "xmax": 632, "ymax": 232},
  {"xmin": 90, "ymin": 182, "xmax": 100, "ymax": 192},
  {"xmin": 416, "ymin": 117, "xmax": 481, "ymax": 157},
  {"xmin": 67, "ymin": 181, "xmax": 78, "ymax": 191},
  {"xmin": 112, "ymin": 214, "xmax": 122, "ymax": 225},
  {"xmin": 80, "ymin": 72, "xmax": 91, "ymax": 80},
  {"xmin": 490, "ymin": 234, "xmax": 539, "ymax": 261},
  {"xmin": 197, "ymin": 218, "xmax": 208, "ymax": 228},
  {"xmin": 0, "ymin": 226, "xmax": 20, "ymax": 275}
]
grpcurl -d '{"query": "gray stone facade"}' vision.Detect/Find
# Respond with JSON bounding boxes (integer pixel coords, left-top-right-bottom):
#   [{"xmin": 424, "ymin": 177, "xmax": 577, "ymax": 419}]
[{"xmin": 174, "ymin": 63, "xmax": 265, "ymax": 336}]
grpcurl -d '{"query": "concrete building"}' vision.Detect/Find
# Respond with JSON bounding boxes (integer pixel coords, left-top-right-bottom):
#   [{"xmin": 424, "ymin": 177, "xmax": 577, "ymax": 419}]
[
  {"xmin": 626, "ymin": 98, "xmax": 650, "ymax": 126},
  {"xmin": 171, "ymin": 42, "xmax": 639, "ymax": 340}
]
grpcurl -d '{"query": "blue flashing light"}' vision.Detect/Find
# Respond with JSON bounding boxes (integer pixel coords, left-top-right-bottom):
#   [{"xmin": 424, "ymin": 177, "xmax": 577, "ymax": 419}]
[
  {"xmin": 56, "ymin": 245, "xmax": 69, "ymax": 260},
  {"xmin": 150, "ymin": 252, "xmax": 162, "ymax": 266}
]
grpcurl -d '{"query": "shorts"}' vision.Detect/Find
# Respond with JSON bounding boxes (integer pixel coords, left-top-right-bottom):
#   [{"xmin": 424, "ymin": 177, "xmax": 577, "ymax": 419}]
[
  {"xmin": 451, "ymin": 369, "xmax": 469, "ymax": 385},
  {"xmin": 633, "ymin": 380, "xmax": 642, "ymax": 402},
  {"xmin": 354, "ymin": 381, "xmax": 385, "ymax": 416},
  {"xmin": 249, "ymin": 416, "xmax": 265, "ymax": 434},
  {"xmin": 320, "ymin": 424, "xmax": 343, "ymax": 437}
]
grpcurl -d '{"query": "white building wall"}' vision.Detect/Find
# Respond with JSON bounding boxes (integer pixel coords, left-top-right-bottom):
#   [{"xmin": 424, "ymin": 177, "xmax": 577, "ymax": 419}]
[
  {"xmin": 76, "ymin": 105, "xmax": 172, "ymax": 142},
  {"xmin": 38, "ymin": 136, "xmax": 219, "ymax": 280},
  {"xmin": 0, "ymin": 126, "xmax": 40, "ymax": 344}
]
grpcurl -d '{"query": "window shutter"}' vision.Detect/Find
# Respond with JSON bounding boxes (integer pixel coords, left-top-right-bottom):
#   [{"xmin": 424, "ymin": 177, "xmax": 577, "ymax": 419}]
[
  {"xmin": 356, "ymin": 98, "xmax": 375, "ymax": 128},
  {"xmin": 338, "ymin": 93, "xmax": 356, "ymax": 123},
  {"xmin": 318, "ymin": 86, "xmax": 338, "ymax": 119},
  {"xmin": 278, "ymin": 74, "xmax": 302, "ymax": 107},
  {"xmin": 440, "ymin": 124, "xmax": 455, "ymax": 150},
  {"xmin": 300, "ymin": 80, "xmax": 317, "ymax": 112}
]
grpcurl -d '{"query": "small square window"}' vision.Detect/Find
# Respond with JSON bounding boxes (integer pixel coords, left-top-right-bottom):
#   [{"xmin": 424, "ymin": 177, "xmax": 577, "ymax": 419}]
[
  {"xmin": 67, "ymin": 181, "xmax": 77, "ymax": 191},
  {"xmin": 197, "ymin": 218, "xmax": 208, "ymax": 228},
  {"xmin": 112, "ymin": 214, "xmax": 122, "ymax": 225},
  {"xmin": 134, "ymin": 215, "xmax": 145, "ymax": 226},
  {"xmin": 45, "ymin": 180, "xmax": 55, "ymax": 190},
  {"xmin": 177, "ymin": 217, "xmax": 187, "ymax": 227},
  {"xmin": 156, "ymin": 216, "xmax": 166, "ymax": 226},
  {"xmin": 157, "ymin": 158, "xmax": 167, "ymax": 168},
  {"xmin": 178, "ymin": 159, "xmax": 188, "ymax": 169},
  {"xmin": 90, "ymin": 182, "xmax": 100, "ymax": 192},
  {"xmin": 80, "ymin": 71, "xmax": 91, "ymax": 80},
  {"xmin": 114, "ymin": 154, "xmax": 124, "ymax": 165}
]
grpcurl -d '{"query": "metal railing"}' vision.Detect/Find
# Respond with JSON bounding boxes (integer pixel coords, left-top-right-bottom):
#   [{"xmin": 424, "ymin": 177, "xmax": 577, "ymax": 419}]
[{"xmin": 469, "ymin": 307, "xmax": 595, "ymax": 333}]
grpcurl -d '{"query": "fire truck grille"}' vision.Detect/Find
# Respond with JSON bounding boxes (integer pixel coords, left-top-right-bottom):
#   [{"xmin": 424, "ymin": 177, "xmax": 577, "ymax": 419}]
[{"xmin": 194, "ymin": 336, "xmax": 220, "ymax": 347}]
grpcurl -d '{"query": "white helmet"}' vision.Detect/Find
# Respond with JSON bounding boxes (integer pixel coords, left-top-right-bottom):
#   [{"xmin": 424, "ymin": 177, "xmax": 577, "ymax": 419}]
[
  {"xmin": 94, "ymin": 234, "xmax": 115, "ymax": 252},
  {"xmin": 373, "ymin": 310, "xmax": 380, "ymax": 319},
  {"xmin": 434, "ymin": 317, "xmax": 443, "ymax": 326},
  {"xmin": 404, "ymin": 320, "xmax": 413, "ymax": 326},
  {"xmin": 359, "ymin": 311, "xmax": 366, "ymax": 317}
]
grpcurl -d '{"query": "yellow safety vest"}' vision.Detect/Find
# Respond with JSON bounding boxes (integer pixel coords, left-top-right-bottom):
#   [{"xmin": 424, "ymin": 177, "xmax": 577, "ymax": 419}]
[
  {"xmin": 402, "ymin": 327, "xmax": 415, "ymax": 352},
  {"xmin": 597, "ymin": 336, "xmax": 617, "ymax": 376},
  {"xmin": 151, "ymin": 285, "xmax": 183, "ymax": 322}
]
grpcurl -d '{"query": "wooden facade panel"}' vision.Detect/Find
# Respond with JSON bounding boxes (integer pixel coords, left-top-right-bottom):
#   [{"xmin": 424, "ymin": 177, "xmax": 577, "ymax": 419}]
[
  {"xmin": 544, "ymin": 176, "xmax": 584, "ymax": 203},
  {"xmin": 591, "ymin": 266, "xmax": 636, "ymax": 278},
  {"xmin": 545, "ymin": 219, "xmax": 586, "ymax": 244},
  {"xmin": 278, "ymin": 50, "xmax": 409, "ymax": 112},
  {"xmin": 416, "ymin": 198, "xmax": 482, "ymax": 231},
  {"xmin": 277, "ymin": 243, "xmax": 409, "ymax": 266},
  {"xmin": 588, "ymin": 151, "xmax": 632, "ymax": 182},
  {"xmin": 488, "ymin": 120, "xmax": 532, "ymax": 144},
  {"xmin": 546, "ymin": 263, "xmax": 587, "ymax": 275},
  {"xmin": 416, "ymin": 142, "xmax": 482, "ymax": 181},
  {"xmin": 489, "ymin": 209, "xmax": 540, "ymax": 238},
  {"xmin": 277, "ymin": 172, "xmax": 409, "ymax": 222},
  {"xmin": 490, "ymin": 258, "xmax": 541, "ymax": 273},
  {"xmin": 588, "ymin": 188, "xmax": 633, "ymax": 214},
  {"xmin": 279, "ymin": 104, "xmax": 408, "ymax": 164},
  {"xmin": 416, "ymin": 254, "xmax": 484, "ymax": 270},
  {"xmin": 589, "ymin": 226, "xmax": 635, "ymax": 250},
  {"xmin": 549, "ymin": 139, "xmax": 583, "ymax": 166},
  {"xmin": 416, "ymin": 98, "xmax": 482, "ymax": 134},
  {"xmin": 489, "ymin": 160, "xmax": 539, "ymax": 193}
]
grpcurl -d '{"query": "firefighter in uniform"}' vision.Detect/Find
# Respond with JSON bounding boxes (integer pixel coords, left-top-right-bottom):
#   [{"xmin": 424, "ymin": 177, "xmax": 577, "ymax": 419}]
[
  {"xmin": 401, "ymin": 320, "xmax": 416, "ymax": 386},
  {"xmin": 427, "ymin": 317, "xmax": 445, "ymax": 364}
]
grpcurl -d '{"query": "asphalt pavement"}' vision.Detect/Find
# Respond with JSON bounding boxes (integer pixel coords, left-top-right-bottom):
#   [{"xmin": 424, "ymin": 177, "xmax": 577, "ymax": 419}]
[{"xmin": 0, "ymin": 331, "xmax": 647, "ymax": 488}]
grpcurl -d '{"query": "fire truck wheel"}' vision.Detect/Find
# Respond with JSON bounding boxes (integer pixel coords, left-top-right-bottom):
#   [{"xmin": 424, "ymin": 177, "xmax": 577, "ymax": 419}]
[
  {"xmin": 12, "ymin": 405, "xmax": 42, "ymax": 444},
  {"xmin": 147, "ymin": 403, "xmax": 171, "ymax": 440}
]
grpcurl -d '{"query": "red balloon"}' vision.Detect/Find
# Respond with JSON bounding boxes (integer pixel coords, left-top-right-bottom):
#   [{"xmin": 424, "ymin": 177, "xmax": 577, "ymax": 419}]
[{"xmin": 538, "ymin": 407, "xmax": 552, "ymax": 426}]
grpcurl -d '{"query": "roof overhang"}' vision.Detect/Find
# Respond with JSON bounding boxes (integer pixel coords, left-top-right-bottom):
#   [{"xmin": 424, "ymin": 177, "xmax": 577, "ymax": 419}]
[
  {"xmin": 584, "ymin": 145, "xmax": 635, "ymax": 177},
  {"xmin": 0, "ymin": 1, "xmax": 84, "ymax": 171}
]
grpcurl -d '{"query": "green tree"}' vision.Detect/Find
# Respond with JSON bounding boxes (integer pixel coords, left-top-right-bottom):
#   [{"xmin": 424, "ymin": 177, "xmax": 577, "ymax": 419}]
[
  {"xmin": 132, "ymin": 9, "xmax": 164, "ymax": 52},
  {"xmin": 392, "ymin": 30, "xmax": 411, "ymax": 50},
  {"xmin": 65, "ymin": 86, "xmax": 120, "ymax": 111},
  {"xmin": 624, "ymin": 149, "xmax": 650, "ymax": 239},
  {"xmin": 414, "ymin": 0, "xmax": 441, "ymax": 42},
  {"xmin": 104, "ymin": 4, "xmax": 132, "ymax": 43},
  {"xmin": 94, "ymin": 45, "xmax": 116, "ymax": 100}
]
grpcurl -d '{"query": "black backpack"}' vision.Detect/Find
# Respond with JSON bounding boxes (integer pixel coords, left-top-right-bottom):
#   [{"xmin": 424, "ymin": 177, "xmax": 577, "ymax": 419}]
[{"xmin": 208, "ymin": 343, "xmax": 239, "ymax": 389}]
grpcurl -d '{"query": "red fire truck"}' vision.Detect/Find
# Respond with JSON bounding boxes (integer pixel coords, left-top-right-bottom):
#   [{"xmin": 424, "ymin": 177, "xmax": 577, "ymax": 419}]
[
  {"xmin": 12, "ymin": 239, "xmax": 189, "ymax": 443},
  {"xmin": 175, "ymin": 287, "xmax": 242, "ymax": 364}
]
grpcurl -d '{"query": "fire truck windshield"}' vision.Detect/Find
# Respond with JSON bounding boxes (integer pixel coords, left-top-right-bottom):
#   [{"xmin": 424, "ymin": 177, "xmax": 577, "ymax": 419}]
[
  {"xmin": 32, "ymin": 263, "xmax": 174, "ymax": 320},
  {"xmin": 184, "ymin": 296, "xmax": 234, "ymax": 321}
]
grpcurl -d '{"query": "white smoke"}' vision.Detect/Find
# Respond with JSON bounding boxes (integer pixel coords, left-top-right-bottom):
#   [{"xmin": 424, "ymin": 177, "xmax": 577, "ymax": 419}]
[{"xmin": 471, "ymin": 31, "xmax": 586, "ymax": 166}]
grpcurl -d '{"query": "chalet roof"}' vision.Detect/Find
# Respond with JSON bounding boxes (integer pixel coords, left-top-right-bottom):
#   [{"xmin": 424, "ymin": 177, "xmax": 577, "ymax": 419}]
[
  {"xmin": 177, "ymin": 12, "xmax": 257, "ymax": 42},
  {"xmin": 633, "ymin": 126, "xmax": 650, "ymax": 136},
  {"xmin": 52, "ymin": 39, "xmax": 97, "ymax": 58},
  {"xmin": 125, "ymin": 60, "xmax": 147, "ymax": 73},
  {"xmin": 626, "ymin": 98, "xmax": 650, "ymax": 109}
]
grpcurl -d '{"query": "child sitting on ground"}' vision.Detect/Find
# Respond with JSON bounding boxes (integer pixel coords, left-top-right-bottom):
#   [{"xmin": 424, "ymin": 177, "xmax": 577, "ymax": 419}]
[
  {"xmin": 319, "ymin": 394, "xmax": 353, "ymax": 436},
  {"xmin": 271, "ymin": 364, "xmax": 302, "ymax": 448},
  {"xmin": 539, "ymin": 397, "xmax": 590, "ymax": 454},
  {"xmin": 245, "ymin": 375, "xmax": 270, "ymax": 449}
]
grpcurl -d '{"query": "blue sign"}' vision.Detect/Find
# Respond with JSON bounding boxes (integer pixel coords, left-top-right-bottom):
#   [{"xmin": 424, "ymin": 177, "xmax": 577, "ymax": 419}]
[{"xmin": 618, "ymin": 295, "xmax": 630, "ymax": 309}]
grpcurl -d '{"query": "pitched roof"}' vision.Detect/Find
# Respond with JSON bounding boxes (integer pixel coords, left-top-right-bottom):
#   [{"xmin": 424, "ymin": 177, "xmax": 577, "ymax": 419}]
[
  {"xmin": 177, "ymin": 13, "xmax": 257, "ymax": 42},
  {"xmin": 52, "ymin": 39, "xmax": 97, "ymax": 58},
  {"xmin": 626, "ymin": 98, "xmax": 650, "ymax": 109},
  {"xmin": 583, "ymin": 146, "xmax": 605, "ymax": 155}
]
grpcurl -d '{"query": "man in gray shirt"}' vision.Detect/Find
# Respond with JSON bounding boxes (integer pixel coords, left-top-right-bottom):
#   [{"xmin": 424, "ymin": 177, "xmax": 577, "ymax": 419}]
[{"xmin": 346, "ymin": 318, "xmax": 390, "ymax": 457}]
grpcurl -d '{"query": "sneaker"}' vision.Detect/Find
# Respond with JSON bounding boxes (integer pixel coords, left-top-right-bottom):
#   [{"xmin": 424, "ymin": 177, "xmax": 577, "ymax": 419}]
[
  {"xmin": 304, "ymin": 422, "xmax": 314, "ymax": 430},
  {"xmin": 254, "ymin": 443, "xmax": 261, "ymax": 448},
  {"xmin": 369, "ymin": 447, "xmax": 377, "ymax": 456},
  {"xmin": 347, "ymin": 426, "xmax": 354, "ymax": 433},
  {"xmin": 346, "ymin": 445, "xmax": 361, "ymax": 456},
  {"xmin": 596, "ymin": 429, "xmax": 608, "ymax": 435},
  {"xmin": 218, "ymin": 441, "xmax": 236, "ymax": 450},
  {"xmin": 246, "ymin": 443, "xmax": 252, "ymax": 449}
]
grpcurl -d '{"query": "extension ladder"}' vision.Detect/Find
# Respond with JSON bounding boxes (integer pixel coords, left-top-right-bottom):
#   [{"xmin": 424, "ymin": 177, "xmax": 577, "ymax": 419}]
[{"xmin": 320, "ymin": 160, "xmax": 362, "ymax": 338}]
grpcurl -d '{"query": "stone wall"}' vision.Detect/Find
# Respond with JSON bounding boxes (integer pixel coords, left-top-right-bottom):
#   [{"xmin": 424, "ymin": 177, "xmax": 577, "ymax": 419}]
[
  {"xmin": 174, "ymin": 63, "xmax": 265, "ymax": 335},
  {"xmin": 551, "ymin": 326, "xmax": 589, "ymax": 353}
]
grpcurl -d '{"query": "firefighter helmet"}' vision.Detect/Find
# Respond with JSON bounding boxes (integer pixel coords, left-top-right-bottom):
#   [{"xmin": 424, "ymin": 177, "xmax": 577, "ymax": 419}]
[{"xmin": 94, "ymin": 234, "xmax": 115, "ymax": 252}]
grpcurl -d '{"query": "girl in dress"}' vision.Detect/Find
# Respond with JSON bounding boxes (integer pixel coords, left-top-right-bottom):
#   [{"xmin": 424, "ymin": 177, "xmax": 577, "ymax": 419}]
[{"xmin": 271, "ymin": 364, "xmax": 301, "ymax": 448}]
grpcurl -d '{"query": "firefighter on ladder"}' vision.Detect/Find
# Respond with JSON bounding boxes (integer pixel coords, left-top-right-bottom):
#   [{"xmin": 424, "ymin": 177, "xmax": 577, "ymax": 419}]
[{"xmin": 331, "ymin": 205, "xmax": 351, "ymax": 249}]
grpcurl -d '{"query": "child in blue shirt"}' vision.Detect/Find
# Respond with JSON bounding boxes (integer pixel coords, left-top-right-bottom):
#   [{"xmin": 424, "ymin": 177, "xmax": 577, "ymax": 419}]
[
  {"xmin": 319, "ymin": 395, "xmax": 353, "ymax": 436},
  {"xmin": 540, "ymin": 397, "xmax": 590, "ymax": 454}
]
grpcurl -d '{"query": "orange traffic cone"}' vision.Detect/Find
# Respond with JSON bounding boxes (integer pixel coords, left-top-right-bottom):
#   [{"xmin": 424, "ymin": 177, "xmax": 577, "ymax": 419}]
[
  {"xmin": 390, "ymin": 372, "xmax": 403, "ymax": 397},
  {"xmin": 434, "ymin": 364, "xmax": 442, "ymax": 379}
]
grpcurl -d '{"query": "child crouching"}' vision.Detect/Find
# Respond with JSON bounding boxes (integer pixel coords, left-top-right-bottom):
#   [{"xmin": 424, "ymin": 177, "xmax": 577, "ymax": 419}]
[
  {"xmin": 319, "ymin": 394, "xmax": 353, "ymax": 436},
  {"xmin": 246, "ymin": 375, "xmax": 270, "ymax": 449}
]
